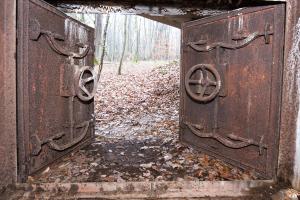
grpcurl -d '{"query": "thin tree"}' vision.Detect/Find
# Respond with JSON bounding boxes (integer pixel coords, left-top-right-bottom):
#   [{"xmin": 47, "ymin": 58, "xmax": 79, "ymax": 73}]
[
  {"xmin": 99, "ymin": 14, "xmax": 110, "ymax": 74},
  {"xmin": 111, "ymin": 15, "xmax": 116, "ymax": 61},
  {"xmin": 135, "ymin": 17, "xmax": 140, "ymax": 62},
  {"xmin": 94, "ymin": 14, "xmax": 102, "ymax": 62},
  {"xmin": 118, "ymin": 15, "xmax": 128, "ymax": 75}
]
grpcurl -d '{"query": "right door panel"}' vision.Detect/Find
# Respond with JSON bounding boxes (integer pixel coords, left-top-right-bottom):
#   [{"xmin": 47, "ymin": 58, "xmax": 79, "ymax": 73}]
[{"xmin": 180, "ymin": 5, "xmax": 285, "ymax": 178}]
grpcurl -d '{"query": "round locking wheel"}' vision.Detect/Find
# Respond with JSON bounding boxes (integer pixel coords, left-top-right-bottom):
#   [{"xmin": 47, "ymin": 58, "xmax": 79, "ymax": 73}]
[
  {"xmin": 75, "ymin": 66, "xmax": 97, "ymax": 101},
  {"xmin": 185, "ymin": 64, "xmax": 221, "ymax": 102}
]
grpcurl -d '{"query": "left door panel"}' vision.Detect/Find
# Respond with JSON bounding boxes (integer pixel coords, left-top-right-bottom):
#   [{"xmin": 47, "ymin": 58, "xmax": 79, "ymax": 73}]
[{"xmin": 18, "ymin": 0, "xmax": 95, "ymax": 181}]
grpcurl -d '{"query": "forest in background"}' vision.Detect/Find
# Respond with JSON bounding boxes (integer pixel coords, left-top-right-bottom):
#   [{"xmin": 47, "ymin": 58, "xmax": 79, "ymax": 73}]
[{"xmin": 68, "ymin": 13, "xmax": 181, "ymax": 65}]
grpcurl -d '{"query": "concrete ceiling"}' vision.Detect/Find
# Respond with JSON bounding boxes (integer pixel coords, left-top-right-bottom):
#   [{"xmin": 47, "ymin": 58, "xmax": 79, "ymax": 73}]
[{"xmin": 45, "ymin": 0, "xmax": 284, "ymax": 28}]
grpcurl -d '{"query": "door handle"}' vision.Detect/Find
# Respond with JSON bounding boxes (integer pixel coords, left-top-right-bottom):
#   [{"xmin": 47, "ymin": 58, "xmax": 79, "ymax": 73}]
[
  {"xmin": 185, "ymin": 64, "xmax": 222, "ymax": 102},
  {"xmin": 74, "ymin": 65, "xmax": 98, "ymax": 102}
]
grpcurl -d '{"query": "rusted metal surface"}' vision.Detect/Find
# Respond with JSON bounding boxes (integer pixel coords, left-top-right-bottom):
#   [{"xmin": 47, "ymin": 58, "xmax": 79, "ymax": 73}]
[
  {"xmin": 180, "ymin": 5, "xmax": 285, "ymax": 178},
  {"xmin": 277, "ymin": 0, "xmax": 300, "ymax": 190},
  {"xmin": 12, "ymin": 180, "xmax": 274, "ymax": 199},
  {"xmin": 0, "ymin": 0, "xmax": 17, "ymax": 188},
  {"xmin": 17, "ymin": 0, "xmax": 95, "ymax": 181}
]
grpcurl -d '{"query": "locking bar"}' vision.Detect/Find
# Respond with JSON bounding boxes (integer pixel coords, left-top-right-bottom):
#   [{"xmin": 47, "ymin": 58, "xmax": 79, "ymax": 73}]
[{"xmin": 187, "ymin": 23, "xmax": 273, "ymax": 52}]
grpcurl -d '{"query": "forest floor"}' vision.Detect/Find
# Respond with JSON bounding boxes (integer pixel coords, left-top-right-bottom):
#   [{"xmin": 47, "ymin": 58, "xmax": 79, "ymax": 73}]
[{"xmin": 29, "ymin": 61, "xmax": 258, "ymax": 183}]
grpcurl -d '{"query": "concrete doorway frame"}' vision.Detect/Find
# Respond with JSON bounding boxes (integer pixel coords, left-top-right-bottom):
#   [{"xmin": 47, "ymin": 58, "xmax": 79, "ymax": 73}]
[{"xmin": 1, "ymin": 0, "xmax": 300, "ymax": 198}]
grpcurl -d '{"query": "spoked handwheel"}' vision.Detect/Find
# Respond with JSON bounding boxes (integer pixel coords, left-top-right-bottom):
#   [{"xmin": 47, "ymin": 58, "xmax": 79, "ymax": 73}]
[
  {"xmin": 74, "ymin": 66, "xmax": 97, "ymax": 101},
  {"xmin": 185, "ymin": 64, "xmax": 221, "ymax": 102}
]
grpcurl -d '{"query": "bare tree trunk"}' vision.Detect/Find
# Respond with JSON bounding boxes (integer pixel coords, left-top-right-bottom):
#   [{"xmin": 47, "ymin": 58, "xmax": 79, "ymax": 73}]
[
  {"xmin": 99, "ymin": 14, "xmax": 110, "ymax": 74},
  {"xmin": 118, "ymin": 15, "xmax": 128, "ymax": 75},
  {"xmin": 135, "ymin": 17, "xmax": 140, "ymax": 62},
  {"xmin": 112, "ymin": 15, "xmax": 117, "ymax": 61},
  {"xmin": 94, "ymin": 14, "xmax": 102, "ymax": 62}
]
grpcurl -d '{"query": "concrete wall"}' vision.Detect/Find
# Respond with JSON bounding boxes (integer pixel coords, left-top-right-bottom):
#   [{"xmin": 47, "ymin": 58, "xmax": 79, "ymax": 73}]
[
  {"xmin": 0, "ymin": 0, "xmax": 300, "ymax": 192},
  {"xmin": 278, "ymin": 0, "xmax": 300, "ymax": 190},
  {"xmin": 0, "ymin": 0, "xmax": 17, "ymax": 189}
]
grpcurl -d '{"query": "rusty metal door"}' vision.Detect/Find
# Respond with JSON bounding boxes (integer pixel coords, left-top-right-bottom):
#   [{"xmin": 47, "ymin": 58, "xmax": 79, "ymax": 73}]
[
  {"xmin": 180, "ymin": 5, "xmax": 285, "ymax": 178},
  {"xmin": 17, "ymin": 0, "xmax": 96, "ymax": 181}
]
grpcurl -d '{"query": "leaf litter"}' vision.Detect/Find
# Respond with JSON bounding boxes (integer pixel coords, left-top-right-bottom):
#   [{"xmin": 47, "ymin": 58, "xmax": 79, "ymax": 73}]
[{"xmin": 31, "ymin": 61, "xmax": 259, "ymax": 183}]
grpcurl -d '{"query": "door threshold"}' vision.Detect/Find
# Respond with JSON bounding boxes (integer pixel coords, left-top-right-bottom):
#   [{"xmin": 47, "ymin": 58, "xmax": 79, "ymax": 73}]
[{"xmin": 15, "ymin": 180, "xmax": 277, "ymax": 199}]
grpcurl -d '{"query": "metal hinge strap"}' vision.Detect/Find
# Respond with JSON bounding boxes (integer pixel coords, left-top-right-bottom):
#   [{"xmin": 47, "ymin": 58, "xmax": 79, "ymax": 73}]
[
  {"xmin": 185, "ymin": 122, "xmax": 267, "ymax": 155},
  {"xmin": 29, "ymin": 18, "xmax": 90, "ymax": 58},
  {"xmin": 31, "ymin": 119, "xmax": 92, "ymax": 156},
  {"xmin": 43, "ymin": 33, "xmax": 90, "ymax": 58},
  {"xmin": 187, "ymin": 23, "xmax": 273, "ymax": 52},
  {"xmin": 47, "ymin": 120, "xmax": 91, "ymax": 151}
]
